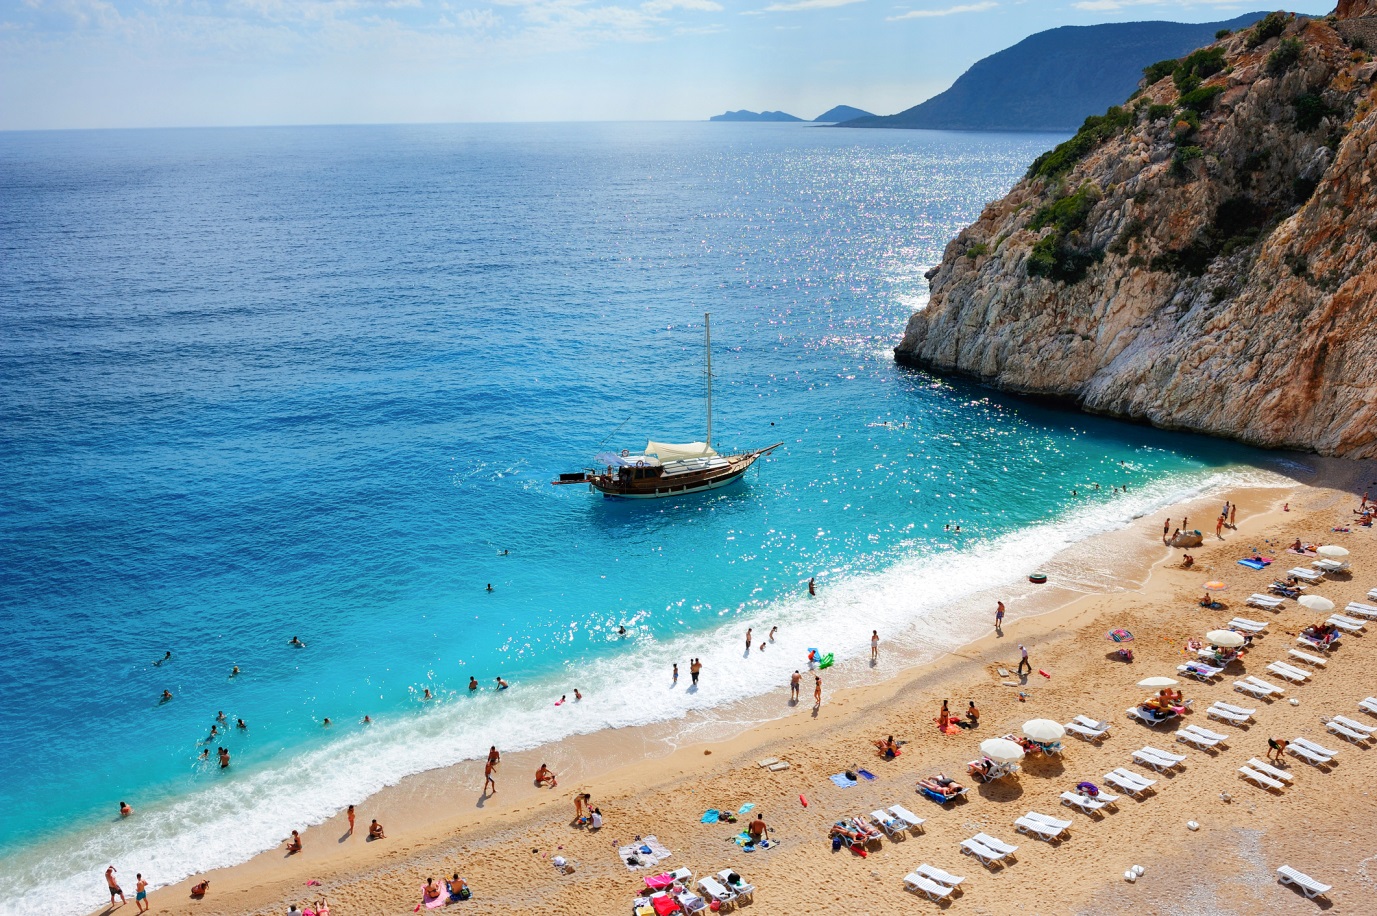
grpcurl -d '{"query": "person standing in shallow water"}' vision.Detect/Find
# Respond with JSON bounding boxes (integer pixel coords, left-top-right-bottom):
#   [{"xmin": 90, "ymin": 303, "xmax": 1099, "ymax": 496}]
[
  {"xmin": 813, "ymin": 676, "xmax": 822, "ymax": 709},
  {"xmin": 995, "ymin": 601, "xmax": 1005, "ymax": 631},
  {"xmin": 690, "ymin": 658, "xmax": 701, "ymax": 686},
  {"xmin": 790, "ymin": 670, "xmax": 801, "ymax": 702},
  {"xmin": 870, "ymin": 630, "xmax": 879, "ymax": 661},
  {"xmin": 745, "ymin": 628, "xmax": 752, "ymax": 652},
  {"xmin": 808, "ymin": 577, "xmax": 815, "ymax": 596}
]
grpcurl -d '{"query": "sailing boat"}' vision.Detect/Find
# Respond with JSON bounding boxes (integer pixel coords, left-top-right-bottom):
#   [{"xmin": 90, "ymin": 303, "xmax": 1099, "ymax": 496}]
[{"xmin": 552, "ymin": 314, "xmax": 781, "ymax": 499}]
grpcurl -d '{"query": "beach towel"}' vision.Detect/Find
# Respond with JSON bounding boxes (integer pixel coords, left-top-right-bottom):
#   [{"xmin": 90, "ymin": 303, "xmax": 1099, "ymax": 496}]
[
  {"xmin": 1238, "ymin": 559, "xmax": 1265, "ymax": 569},
  {"xmin": 829, "ymin": 773, "xmax": 857, "ymax": 788},
  {"xmin": 857, "ymin": 769, "xmax": 876, "ymax": 780},
  {"xmin": 700, "ymin": 810, "xmax": 719, "ymax": 824},
  {"xmin": 644, "ymin": 873, "xmax": 675, "ymax": 891},
  {"xmin": 421, "ymin": 885, "xmax": 446, "ymax": 909},
  {"xmin": 651, "ymin": 895, "xmax": 679, "ymax": 916},
  {"xmin": 737, "ymin": 803, "xmax": 755, "ymax": 814}
]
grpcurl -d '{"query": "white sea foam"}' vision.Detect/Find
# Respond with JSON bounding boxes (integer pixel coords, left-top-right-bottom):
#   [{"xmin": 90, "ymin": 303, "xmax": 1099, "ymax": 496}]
[{"xmin": 0, "ymin": 463, "xmax": 1293, "ymax": 915}]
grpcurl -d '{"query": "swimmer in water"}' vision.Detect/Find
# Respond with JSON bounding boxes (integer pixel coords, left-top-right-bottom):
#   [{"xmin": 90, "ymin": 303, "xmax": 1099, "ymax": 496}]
[
  {"xmin": 216, "ymin": 711, "xmax": 226, "ymax": 723},
  {"xmin": 556, "ymin": 694, "xmax": 566, "ymax": 705},
  {"xmin": 229, "ymin": 665, "xmax": 240, "ymax": 678},
  {"xmin": 120, "ymin": 801, "xmax": 133, "ymax": 817},
  {"xmin": 219, "ymin": 747, "xmax": 230, "ymax": 768},
  {"xmin": 486, "ymin": 583, "xmax": 493, "ymax": 592},
  {"xmin": 207, "ymin": 725, "xmax": 218, "ymax": 740},
  {"xmin": 495, "ymin": 677, "xmax": 509, "ymax": 689},
  {"xmin": 423, "ymin": 688, "xmax": 432, "ymax": 701},
  {"xmin": 237, "ymin": 718, "xmax": 247, "ymax": 729},
  {"xmin": 322, "ymin": 718, "xmax": 331, "ymax": 727},
  {"xmin": 154, "ymin": 651, "xmax": 171, "ymax": 667},
  {"xmin": 290, "ymin": 636, "xmax": 305, "ymax": 647},
  {"xmin": 469, "ymin": 677, "xmax": 479, "ymax": 692},
  {"xmin": 574, "ymin": 689, "xmax": 582, "ymax": 701},
  {"xmin": 198, "ymin": 749, "xmax": 209, "ymax": 761},
  {"xmin": 361, "ymin": 715, "xmax": 372, "ymax": 724},
  {"xmin": 160, "ymin": 690, "xmax": 173, "ymax": 702},
  {"xmin": 807, "ymin": 577, "xmax": 816, "ymax": 596},
  {"xmin": 617, "ymin": 626, "xmax": 627, "ymax": 636},
  {"xmin": 769, "ymin": 626, "xmax": 778, "ymax": 642}
]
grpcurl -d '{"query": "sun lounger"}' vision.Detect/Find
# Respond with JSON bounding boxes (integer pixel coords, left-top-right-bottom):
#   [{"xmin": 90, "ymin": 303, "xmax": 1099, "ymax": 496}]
[
  {"xmin": 1327, "ymin": 614, "xmax": 1364, "ymax": 632},
  {"xmin": 1064, "ymin": 720, "xmax": 1109, "ymax": 741},
  {"xmin": 1314, "ymin": 558, "xmax": 1349, "ymax": 573},
  {"xmin": 1132, "ymin": 746, "xmax": 1186, "ymax": 772},
  {"xmin": 1288, "ymin": 648, "xmax": 1328, "ymax": 667},
  {"xmin": 1127, "ymin": 706, "xmax": 1176, "ymax": 726},
  {"xmin": 1369, "ymin": 588, "xmax": 1377, "ymax": 601},
  {"xmin": 1093, "ymin": 788, "xmax": 1120, "ymax": 808},
  {"xmin": 1267, "ymin": 662, "xmax": 1309, "ymax": 683},
  {"xmin": 1297, "ymin": 633, "xmax": 1340, "ymax": 652},
  {"xmin": 1247, "ymin": 758, "xmax": 1293, "ymax": 783},
  {"xmin": 888, "ymin": 804, "xmax": 926, "ymax": 833},
  {"xmin": 1277, "ymin": 865, "xmax": 1332, "ymax": 899},
  {"xmin": 871, "ymin": 809, "xmax": 906, "ymax": 838},
  {"xmin": 1286, "ymin": 743, "xmax": 1332, "ymax": 767},
  {"xmin": 1104, "ymin": 768, "xmax": 1156, "ymax": 796},
  {"xmin": 1234, "ymin": 680, "xmax": 1274, "ymax": 699},
  {"xmin": 1325, "ymin": 719, "xmax": 1370, "ymax": 744},
  {"xmin": 1227, "ymin": 617, "xmax": 1267, "ymax": 633},
  {"xmin": 1345, "ymin": 602, "xmax": 1377, "ymax": 619},
  {"xmin": 972, "ymin": 832, "xmax": 1018, "ymax": 857},
  {"xmin": 1294, "ymin": 736, "xmax": 1338, "ymax": 758},
  {"xmin": 1178, "ymin": 662, "xmax": 1223, "ymax": 682},
  {"xmin": 1177, "ymin": 724, "xmax": 1228, "ymax": 749},
  {"xmin": 1059, "ymin": 791, "xmax": 1106, "ymax": 815},
  {"xmin": 1244, "ymin": 675, "xmax": 1286, "ymax": 695},
  {"xmin": 903, "ymin": 872, "xmax": 956, "ymax": 902},
  {"xmin": 1207, "ymin": 702, "xmax": 1252, "ymax": 725},
  {"xmin": 960, "ymin": 838, "xmax": 1004, "ymax": 867},
  {"xmin": 1239, "ymin": 765, "xmax": 1285, "ymax": 790},
  {"xmin": 1360, "ymin": 697, "xmax": 1377, "ymax": 715},
  {"xmin": 1246, "ymin": 592, "xmax": 1284, "ymax": 610},
  {"xmin": 1288, "ymin": 567, "xmax": 1323, "ymax": 583},
  {"xmin": 676, "ymin": 890, "xmax": 708, "ymax": 914},
  {"xmin": 717, "ymin": 871, "xmax": 754, "ymax": 901},
  {"xmin": 697, "ymin": 877, "xmax": 736, "ymax": 908},
  {"xmin": 1015, "ymin": 814, "xmax": 1070, "ymax": 840},
  {"xmin": 1216, "ymin": 700, "xmax": 1256, "ymax": 716},
  {"xmin": 914, "ymin": 863, "xmax": 965, "ymax": 888},
  {"xmin": 1332, "ymin": 715, "xmax": 1374, "ymax": 735}
]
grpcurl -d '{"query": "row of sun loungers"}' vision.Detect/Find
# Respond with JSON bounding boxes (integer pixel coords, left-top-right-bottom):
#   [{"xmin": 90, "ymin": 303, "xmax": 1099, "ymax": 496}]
[
  {"xmin": 1288, "ymin": 736, "xmax": 1338, "ymax": 767},
  {"xmin": 1131, "ymin": 745, "xmax": 1187, "ymax": 772},
  {"xmin": 1063, "ymin": 715, "xmax": 1111, "ymax": 742},
  {"xmin": 1178, "ymin": 662, "xmax": 1223, "ymax": 682},
  {"xmin": 1324, "ymin": 717, "xmax": 1372, "ymax": 744},
  {"xmin": 1288, "ymin": 567, "xmax": 1323, "ymax": 583},
  {"xmin": 1207, "ymin": 700, "xmax": 1255, "ymax": 725},
  {"xmin": 1234, "ymin": 675, "xmax": 1285, "ymax": 699},
  {"xmin": 1265, "ymin": 660, "xmax": 1310, "ymax": 683},
  {"xmin": 1104, "ymin": 767, "xmax": 1156, "ymax": 796},
  {"xmin": 960, "ymin": 832, "xmax": 1019, "ymax": 867},
  {"xmin": 1246, "ymin": 592, "xmax": 1284, "ymax": 611},
  {"xmin": 1239, "ymin": 756, "xmax": 1295, "ymax": 791},
  {"xmin": 1227, "ymin": 616, "xmax": 1268, "ymax": 633},
  {"xmin": 903, "ymin": 864, "xmax": 964, "ymax": 902},
  {"xmin": 1014, "ymin": 811, "xmax": 1072, "ymax": 841},
  {"xmin": 1176, "ymin": 723, "xmax": 1229, "ymax": 751},
  {"xmin": 1346, "ymin": 601, "xmax": 1377, "ymax": 619},
  {"xmin": 1059, "ymin": 789, "xmax": 1117, "ymax": 815}
]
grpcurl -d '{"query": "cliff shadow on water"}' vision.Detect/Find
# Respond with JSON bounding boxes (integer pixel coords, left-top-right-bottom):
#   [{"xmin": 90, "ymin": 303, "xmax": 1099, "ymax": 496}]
[{"xmin": 894, "ymin": 6, "xmax": 1377, "ymax": 460}]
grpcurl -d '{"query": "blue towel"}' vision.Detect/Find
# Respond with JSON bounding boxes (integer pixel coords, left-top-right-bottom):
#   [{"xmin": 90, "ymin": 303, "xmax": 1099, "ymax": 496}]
[
  {"xmin": 1238, "ymin": 559, "xmax": 1266, "ymax": 569},
  {"xmin": 857, "ymin": 769, "xmax": 876, "ymax": 780},
  {"xmin": 829, "ymin": 773, "xmax": 857, "ymax": 788},
  {"xmin": 737, "ymin": 803, "xmax": 755, "ymax": 814},
  {"xmin": 701, "ymin": 809, "xmax": 719, "ymax": 823}
]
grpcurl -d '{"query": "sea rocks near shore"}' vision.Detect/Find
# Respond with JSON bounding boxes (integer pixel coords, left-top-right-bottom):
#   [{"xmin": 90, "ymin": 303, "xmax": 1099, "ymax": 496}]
[{"xmin": 894, "ymin": 7, "xmax": 1377, "ymax": 459}]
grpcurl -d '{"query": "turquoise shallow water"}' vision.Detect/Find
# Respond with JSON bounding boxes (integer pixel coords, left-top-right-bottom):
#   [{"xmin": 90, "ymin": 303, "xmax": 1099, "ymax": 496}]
[{"xmin": 0, "ymin": 122, "xmax": 1262, "ymax": 912}]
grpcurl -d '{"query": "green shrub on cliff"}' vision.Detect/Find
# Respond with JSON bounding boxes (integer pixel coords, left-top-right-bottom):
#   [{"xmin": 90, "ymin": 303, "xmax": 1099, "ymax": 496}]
[
  {"xmin": 1172, "ymin": 47, "xmax": 1226, "ymax": 94},
  {"xmin": 1146, "ymin": 103, "xmax": 1174, "ymax": 122},
  {"xmin": 1143, "ymin": 59, "xmax": 1178, "ymax": 86},
  {"xmin": 1293, "ymin": 93, "xmax": 1333, "ymax": 130},
  {"xmin": 1026, "ymin": 234, "xmax": 1103, "ymax": 284},
  {"xmin": 1179, "ymin": 85, "xmax": 1225, "ymax": 113},
  {"xmin": 1247, "ymin": 11, "xmax": 1288, "ymax": 48},
  {"xmin": 1027, "ymin": 107, "xmax": 1134, "ymax": 180},
  {"xmin": 1171, "ymin": 145, "xmax": 1205, "ymax": 177},
  {"xmin": 1268, "ymin": 38, "xmax": 1304, "ymax": 74},
  {"xmin": 1030, "ymin": 184, "xmax": 1101, "ymax": 234}
]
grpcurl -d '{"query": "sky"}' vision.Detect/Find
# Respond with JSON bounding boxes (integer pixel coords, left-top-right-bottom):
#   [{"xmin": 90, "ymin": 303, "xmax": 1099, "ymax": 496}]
[{"xmin": 0, "ymin": 1, "xmax": 1301, "ymax": 129}]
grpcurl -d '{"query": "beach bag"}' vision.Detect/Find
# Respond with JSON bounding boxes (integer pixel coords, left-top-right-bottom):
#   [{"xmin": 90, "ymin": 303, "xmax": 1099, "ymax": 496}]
[{"xmin": 831, "ymin": 835, "xmax": 843, "ymax": 851}]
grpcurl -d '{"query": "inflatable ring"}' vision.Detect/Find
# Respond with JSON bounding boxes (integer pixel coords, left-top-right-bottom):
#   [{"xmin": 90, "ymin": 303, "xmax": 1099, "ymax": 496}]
[
  {"xmin": 1028, "ymin": 572, "xmax": 1048, "ymax": 584},
  {"xmin": 636, "ymin": 460, "xmax": 645, "ymax": 468},
  {"xmin": 621, "ymin": 449, "xmax": 630, "ymax": 457}
]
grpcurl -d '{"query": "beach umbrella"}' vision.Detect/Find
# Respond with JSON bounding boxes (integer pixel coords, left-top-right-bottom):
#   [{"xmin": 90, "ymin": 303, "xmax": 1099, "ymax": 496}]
[
  {"xmin": 1022, "ymin": 719, "xmax": 1065, "ymax": 742},
  {"xmin": 979, "ymin": 738, "xmax": 1025, "ymax": 764},
  {"xmin": 1202, "ymin": 581, "xmax": 1228, "ymax": 591},
  {"xmin": 1316, "ymin": 545, "xmax": 1349, "ymax": 558},
  {"xmin": 1298, "ymin": 595, "xmax": 1336, "ymax": 612},
  {"xmin": 1205, "ymin": 630, "xmax": 1246, "ymax": 648},
  {"xmin": 1137, "ymin": 676, "xmax": 1179, "ymax": 688},
  {"xmin": 1105, "ymin": 628, "xmax": 1134, "ymax": 642}
]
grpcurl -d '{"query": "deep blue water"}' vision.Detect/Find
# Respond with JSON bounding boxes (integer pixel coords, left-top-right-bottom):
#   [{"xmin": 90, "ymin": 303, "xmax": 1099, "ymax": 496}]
[{"xmin": 0, "ymin": 122, "xmax": 1259, "ymax": 912}]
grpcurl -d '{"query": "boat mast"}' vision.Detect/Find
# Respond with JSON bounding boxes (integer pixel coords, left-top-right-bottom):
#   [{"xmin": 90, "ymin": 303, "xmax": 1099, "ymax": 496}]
[{"xmin": 704, "ymin": 312, "xmax": 712, "ymax": 450}]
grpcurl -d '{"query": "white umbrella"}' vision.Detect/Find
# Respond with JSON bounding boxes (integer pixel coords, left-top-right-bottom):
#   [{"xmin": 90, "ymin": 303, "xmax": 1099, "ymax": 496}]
[
  {"xmin": 1205, "ymin": 630, "xmax": 1246, "ymax": 648},
  {"xmin": 1316, "ymin": 545, "xmax": 1349, "ymax": 558},
  {"xmin": 1298, "ymin": 595, "xmax": 1336, "ymax": 612},
  {"xmin": 979, "ymin": 738, "xmax": 1026, "ymax": 764},
  {"xmin": 1137, "ymin": 676, "xmax": 1179, "ymax": 688},
  {"xmin": 1022, "ymin": 719, "xmax": 1065, "ymax": 742}
]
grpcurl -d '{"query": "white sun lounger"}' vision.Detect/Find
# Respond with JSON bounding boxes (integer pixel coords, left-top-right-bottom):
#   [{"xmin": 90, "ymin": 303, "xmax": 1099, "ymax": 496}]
[
  {"xmin": 1314, "ymin": 558, "xmax": 1349, "ymax": 573},
  {"xmin": 1266, "ymin": 662, "xmax": 1309, "ymax": 683},
  {"xmin": 1327, "ymin": 614, "xmax": 1365, "ymax": 632},
  {"xmin": 1064, "ymin": 719, "xmax": 1110, "ymax": 741},
  {"xmin": 1104, "ymin": 768, "xmax": 1155, "ymax": 795},
  {"xmin": 915, "ymin": 863, "xmax": 964, "ymax": 888},
  {"xmin": 1207, "ymin": 702, "xmax": 1252, "ymax": 725},
  {"xmin": 1360, "ymin": 697, "xmax": 1377, "ymax": 715},
  {"xmin": 888, "ymin": 804, "xmax": 926, "ymax": 833},
  {"xmin": 1178, "ymin": 662, "xmax": 1223, "ymax": 682},
  {"xmin": 1234, "ymin": 680, "xmax": 1275, "ymax": 699},
  {"xmin": 1015, "ymin": 814, "xmax": 1069, "ymax": 840},
  {"xmin": 1288, "ymin": 648, "xmax": 1328, "ymax": 667},
  {"xmin": 1295, "ymin": 736, "xmax": 1338, "ymax": 757},
  {"xmin": 1247, "ymin": 593, "xmax": 1284, "ymax": 610},
  {"xmin": 697, "ymin": 876, "xmax": 736, "ymax": 908},
  {"xmin": 1346, "ymin": 602, "xmax": 1377, "ymax": 619},
  {"xmin": 1239, "ymin": 766, "xmax": 1284, "ymax": 790},
  {"xmin": 973, "ymin": 833, "xmax": 1018, "ymax": 856},
  {"xmin": 1288, "ymin": 567, "xmax": 1323, "ymax": 583},
  {"xmin": 1332, "ymin": 715, "xmax": 1374, "ymax": 735},
  {"xmin": 872, "ymin": 809, "xmax": 907, "ymax": 838},
  {"xmin": 1227, "ymin": 617, "xmax": 1268, "ymax": 633},
  {"xmin": 1176, "ymin": 727, "xmax": 1222, "ymax": 750},
  {"xmin": 1286, "ymin": 743, "xmax": 1332, "ymax": 767},
  {"xmin": 1245, "ymin": 675, "xmax": 1286, "ymax": 695},
  {"xmin": 1247, "ymin": 758, "xmax": 1293, "ymax": 783},
  {"xmin": 1325, "ymin": 720, "xmax": 1370, "ymax": 744},
  {"xmin": 1369, "ymin": 588, "xmax": 1377, "ymax": 601},
  {"xmin": 903, "ymin": 872, "xmax": 955, "ymax": 902},
  {"xmin": 1132, "ymin": 746, "xmax": 1185, "ymax": 772},
  {"xmin": 1297, "ymin": 633, "xmax": 1340, "ymax": 652},
  {"xmin": 716, "ymin": 871, "xmax": 754, "ymax": 901},
  {"xmin": 960, "ymin": 838, "xmax": 1006, "ymax": 867},
  {"xmin": 1127, "ymin": 706, "xmax": 1176, "ymax": 726},
  {"xmin": 1277, "ymin": 865, "xmax": 1332, "ymax": 899},
  {"xmin": 1059, "ymin": 791, "xmax": 1106, "ymax": 815},
  {"xmin": 1179, "ymin": 723, "xmax": 1228, "ymax": 747}
]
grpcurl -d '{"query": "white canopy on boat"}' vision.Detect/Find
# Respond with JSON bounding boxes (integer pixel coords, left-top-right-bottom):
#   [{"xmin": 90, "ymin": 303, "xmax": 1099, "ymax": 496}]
[{"xmin": 646, "ymin": 441, "xmax": 719, "ymax": 462}]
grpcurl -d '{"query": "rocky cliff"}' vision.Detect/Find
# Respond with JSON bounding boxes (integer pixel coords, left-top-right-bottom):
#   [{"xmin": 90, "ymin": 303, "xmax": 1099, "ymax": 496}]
[{"xmin": 894, "ymin": 8, "xmax": 1377, "ymax": 459}]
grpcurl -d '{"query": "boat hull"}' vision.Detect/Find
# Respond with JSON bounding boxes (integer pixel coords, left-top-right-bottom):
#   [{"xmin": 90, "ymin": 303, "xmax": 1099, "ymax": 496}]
[{"xmin": 594, "ymin": 464, "xmax": 750, "ymax": 499}]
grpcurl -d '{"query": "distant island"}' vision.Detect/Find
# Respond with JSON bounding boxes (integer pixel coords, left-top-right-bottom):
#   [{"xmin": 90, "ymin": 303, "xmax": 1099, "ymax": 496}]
[
  {"xmin": 709, "ymin": 110, "xmax": 804, "ymax": 122},
  {"xmin": 841, "ymin": 12, "xmax": 1278, "ymax": 132},
  {"xmin": 813, "ymin": 105, "xmax": 874, "ymax": 123}
]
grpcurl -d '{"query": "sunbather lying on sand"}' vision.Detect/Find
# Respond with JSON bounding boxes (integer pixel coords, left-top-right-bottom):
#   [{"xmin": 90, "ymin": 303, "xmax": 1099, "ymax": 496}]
[{"xmin": 919, "ymin": 774, "xmax": 965, "ymax": 797}]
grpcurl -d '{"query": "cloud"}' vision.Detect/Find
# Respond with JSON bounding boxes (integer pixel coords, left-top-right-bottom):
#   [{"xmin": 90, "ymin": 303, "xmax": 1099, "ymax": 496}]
[
  {"xmin": 642, "ymin": 0, "xmax": 722, "ymax": 11},
  {"xmin": 761, "ymin": 0, "xmax": 864, "ymax": 11},
  {"xmin": 886, "ymin": 1, "xmax": 995, "ymax": 20},
  {"xmin": 1070, "ymin": 0, "xmax": 1243, "ymax": 9}
]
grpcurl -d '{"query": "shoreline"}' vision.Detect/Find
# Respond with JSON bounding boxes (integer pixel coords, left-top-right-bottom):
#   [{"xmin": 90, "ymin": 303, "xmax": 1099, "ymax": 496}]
[{"xmin": 97, "ymin": 452, "xmax": 1377, "ymax": 915}]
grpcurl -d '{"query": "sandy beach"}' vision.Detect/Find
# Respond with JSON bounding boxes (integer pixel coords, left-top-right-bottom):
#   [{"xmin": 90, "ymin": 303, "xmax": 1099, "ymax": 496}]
[{"xmin": 97, "ymin": 456, "xmax": 1377, "ymax": 916}]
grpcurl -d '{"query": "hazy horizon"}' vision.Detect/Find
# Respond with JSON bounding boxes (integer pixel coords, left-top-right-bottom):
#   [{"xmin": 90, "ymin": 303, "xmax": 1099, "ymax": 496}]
[{"xmin": 0, "ymin": 2, "xmax": 1312, "ymax": 132}]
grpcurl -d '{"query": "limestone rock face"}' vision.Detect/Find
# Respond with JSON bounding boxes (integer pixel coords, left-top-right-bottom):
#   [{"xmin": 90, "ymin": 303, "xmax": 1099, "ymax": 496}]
[
  {"xmin": 895, "ymin": 10, "xmax": 1377, "ymax": 458},
  {"xmin": 1338, "ymin": 0, "xmax": 1377, "ymax": 20}
]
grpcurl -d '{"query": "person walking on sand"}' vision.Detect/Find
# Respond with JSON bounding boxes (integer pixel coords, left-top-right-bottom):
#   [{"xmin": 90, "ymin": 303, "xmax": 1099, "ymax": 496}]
[
  {"xmin": 1267, "ymin": 737, "xmax": 1289, "ymax": 763},
  {"xmin": 790, "ymin": 670, "xmax": 801, "ymax": 702},
  {"xmin": 135, "ymin": 873, "xmax": 149, "ymax": 913},
  {"xmin": 1163, "ymin": 518, "xmax": 1171, "ymax": 541},
  {"xmin": 690, "ymin": 658, "xmax": 701, "ymax": 686},
  {"xmin": 347, "ymin": 804, "xmax": 355, "ymax": 835},
  {"xmin": 813, "ymin": 675, "xmax": 822, "ymax": 709},
  {"xmin": 105, "ymin": 865, "xmax": 126, "ymax": 905},
  {"xmin": 1230, "ymin": 504, "xmax": 1237, "ymax": 527},
  {"xmin": 995, "ymin": 601, "xmax": 1005, "ymax": 631},
  {"xmin": 746, "ymin": 628, "xmax": 753, "ymax": 652},
  {"xmin": 1216, "ymin": 515, "xmax": 1225, "ymax": 539},
  {"xmin": 484, "ymin": 759, "xmax": 497, "ymax": 795},
  {"xmin": 1017, "ymin": 644, "xmax": 1031, "ymax": 677}
]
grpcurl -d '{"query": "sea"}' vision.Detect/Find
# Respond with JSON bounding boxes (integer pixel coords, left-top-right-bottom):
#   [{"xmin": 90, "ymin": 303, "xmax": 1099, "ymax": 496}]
[{"xmin": 0, "ymin": 121, "xmax": 1278, "ymax": 913}]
